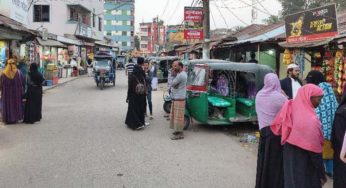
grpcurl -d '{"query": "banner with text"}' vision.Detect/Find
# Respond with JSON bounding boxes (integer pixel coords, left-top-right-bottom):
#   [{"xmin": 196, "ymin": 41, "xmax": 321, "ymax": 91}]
[
  {"xmin": 285, "ymin": 4, "xmax": 338, "ymax": 43},
  {"xmin": 184, "ymin": 30, "xmax": 204, "ymax": 40}
]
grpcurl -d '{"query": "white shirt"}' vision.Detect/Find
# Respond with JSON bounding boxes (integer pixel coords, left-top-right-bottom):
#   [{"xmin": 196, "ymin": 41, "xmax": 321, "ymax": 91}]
[{"xmin": 291, "ymin": 78, "xmax": 301, "ymax": 99}]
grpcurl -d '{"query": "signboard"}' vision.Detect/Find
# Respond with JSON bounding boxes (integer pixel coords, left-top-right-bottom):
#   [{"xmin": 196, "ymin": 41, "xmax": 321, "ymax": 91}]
[
  {"xmin": 184, "ymin": 30, "xmax": 204, "ymax": 40},
  {"xmin": 184, "ymin": 7, "xmax": 203, "ymax": 22},
  {"xmin": 285, "ymin": 4, "xmax": 338, "ymax": 43},
  {"xmin": 0, "ymin": 0, "xmax": 28, "ymax": 25}
]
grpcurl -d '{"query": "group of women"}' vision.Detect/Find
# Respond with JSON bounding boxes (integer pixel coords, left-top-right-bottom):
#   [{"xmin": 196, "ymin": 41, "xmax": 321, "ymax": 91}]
[
  {"xmin": 255, "ymin": 71, "xmax": 346, "ymax": 188},
  {"xmin": 0, "ymin": 58, "xmax": 44, "ymax": 125}
]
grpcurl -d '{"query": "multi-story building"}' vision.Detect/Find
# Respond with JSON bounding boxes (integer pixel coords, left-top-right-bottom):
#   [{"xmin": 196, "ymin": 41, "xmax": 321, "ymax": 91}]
[
  {"xmin": 104, "ymin": 0, "xmax": 135, "ymax": 52},
  {"xmin": 138, "ymin": 19, "xmax": 166, "ymax": 55},
  {"xmin": 27, "ymin": 0, "xmax": 105, "ymax": 65}
]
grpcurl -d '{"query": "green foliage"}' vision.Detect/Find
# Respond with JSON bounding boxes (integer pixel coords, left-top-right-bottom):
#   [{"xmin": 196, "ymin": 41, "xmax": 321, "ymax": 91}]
[
  {"xmin": 262, "ymin": 15, "xmax": 281, "ymax": 24},
  {"xmin": 279, "ymin": 0, "xmax": 346, "ymax": 17}
]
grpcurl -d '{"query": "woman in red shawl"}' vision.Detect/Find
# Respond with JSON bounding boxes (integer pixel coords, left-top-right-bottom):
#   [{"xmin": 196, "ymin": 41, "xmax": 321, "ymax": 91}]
[{"xmin": 271, "ymin": 84, "xmax": 326, "ymax": 188}]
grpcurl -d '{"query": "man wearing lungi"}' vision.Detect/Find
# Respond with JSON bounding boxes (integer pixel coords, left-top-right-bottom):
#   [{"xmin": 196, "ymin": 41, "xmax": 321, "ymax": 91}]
[{"xmin": 170, "ymin": 61, "xmax": 187, "ymax": 140}]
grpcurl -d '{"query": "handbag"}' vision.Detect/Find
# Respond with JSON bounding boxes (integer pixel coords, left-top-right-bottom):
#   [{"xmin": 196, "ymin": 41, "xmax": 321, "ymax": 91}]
[{"xmin": 135, "ymin": 78, "xmax": 146, "ymax": 95}]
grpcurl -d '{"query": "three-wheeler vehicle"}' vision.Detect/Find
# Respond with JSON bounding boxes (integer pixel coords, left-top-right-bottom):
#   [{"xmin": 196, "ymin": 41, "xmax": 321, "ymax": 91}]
[
  {"xmin": 155, "ymin": 56, "xmax": 180, "ymax": 82},
  {"xmin": 183, "ymin": 60, "xmax": 272, "ymax": 127},
  {"xmin": 93, "ymin": 52, "xmax": 116, "ymax": 90}
]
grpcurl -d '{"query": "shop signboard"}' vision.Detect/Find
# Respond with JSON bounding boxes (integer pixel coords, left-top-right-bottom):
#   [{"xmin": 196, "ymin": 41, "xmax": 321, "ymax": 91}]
[
  {"xmin": 184, "ymin": 29, "xmax": 204, "ymax": 40},
  {"xmin": 184, "ymin": 7, "xmax": 203, "ymax": 22},
  {"xmin": 285, "ymin": 4, "xmax": 338, "ymax": 43},
  {"xmin": 0, "ymin": 0, "xmax": 28, "ymax": 25}
]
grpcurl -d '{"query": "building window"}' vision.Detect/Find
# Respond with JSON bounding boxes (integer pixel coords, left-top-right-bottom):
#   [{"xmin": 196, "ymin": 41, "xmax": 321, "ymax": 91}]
[
  {"xmin": 130, "ymin": 31, "xmax": 134, "ymax": 37},
  {"xmin": 106, "ymin": 20, "xmax": 111, "ymax": 25},
  {"xmin": 141, "ymin": 36, "xmax": 148, "ymax": 41},
  {"xmin": 121, "ymin": 10, "xmax": 127, "ymax": 15},
  {"xmin": 69, "ymin": 7, "xmax": 78, "ymax": 21},
  {"xmin": 122, "ymin": 20, "xmax": 127, "ymax": 25},
  {"xmin": 107, "ymin": 32, "xmax": 111, "ymax": 36},
  {"xmin": 33, "ymin": 5, "xmax": 50, "ymax": 22},
  {"xmin": 122, "ymin": 41, "xmax": 127, "ymax": 46},
  {"xmin": 141, "ymin": 28, "xmax": 148, "ymax": 32},
  {"xmin": 99, "ymin": 17, "xmax": 102, "ymax": 31},
  {"xmin": 122, "ymin": 31, "xmax": 127, "ymax": 36},
  {"xmin": 92, "ymin": 14, "xmax": 95, "ymax": 27},
  {"xmin": 141, "ymin": 44, "xmax": 148, "ymax": 49}
]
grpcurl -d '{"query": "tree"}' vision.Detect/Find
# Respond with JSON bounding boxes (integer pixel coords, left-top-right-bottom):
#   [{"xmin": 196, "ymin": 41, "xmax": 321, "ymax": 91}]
[
  {"xmin": 262, "ymin": 15, "xmax": 281, "ymax": 25},
  {"xmin": 279, "ymin": 0, "xmax": 346, "ymax": 17},
  {"xmin": 134, "ymin": 36, "xmax": 140, "ymax": 51},
  {"xmin": 233, "ymin": 25, "xmax": 245, "ymax": 32}
]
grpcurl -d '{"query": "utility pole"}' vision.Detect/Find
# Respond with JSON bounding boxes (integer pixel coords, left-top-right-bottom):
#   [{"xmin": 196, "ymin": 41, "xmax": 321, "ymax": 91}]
[{"xmin": 202, "ymin": 0, "xmax": 210, "ymax": 59}]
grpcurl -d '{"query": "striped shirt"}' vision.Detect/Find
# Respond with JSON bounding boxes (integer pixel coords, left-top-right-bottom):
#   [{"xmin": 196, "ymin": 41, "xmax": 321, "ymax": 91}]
[{"xmin": 125, "ymin": 63, "xmax": 135, "ymax": 74}]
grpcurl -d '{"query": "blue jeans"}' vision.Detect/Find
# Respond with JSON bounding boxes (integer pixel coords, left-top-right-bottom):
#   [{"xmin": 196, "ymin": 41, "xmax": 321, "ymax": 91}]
[
  {"xmin": 324, "ymin": 159, "xmax": 333, "ymax": 177},
  {"xmin": 147, "ymin": 91, "xmax": 153, "ymax": 115}
]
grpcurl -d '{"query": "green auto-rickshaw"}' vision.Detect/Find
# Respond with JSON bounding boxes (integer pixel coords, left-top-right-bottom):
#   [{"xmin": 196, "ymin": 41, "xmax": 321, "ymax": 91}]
[{"xmin": 184, "ymin": 60, "xmax": 273, "ymax": 127}]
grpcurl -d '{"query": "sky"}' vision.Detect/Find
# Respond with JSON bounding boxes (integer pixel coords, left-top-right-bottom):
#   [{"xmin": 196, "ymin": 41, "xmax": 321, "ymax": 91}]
[{"xmin": 135, "ymin": 0, "xmax": 282, "ymax": 31}]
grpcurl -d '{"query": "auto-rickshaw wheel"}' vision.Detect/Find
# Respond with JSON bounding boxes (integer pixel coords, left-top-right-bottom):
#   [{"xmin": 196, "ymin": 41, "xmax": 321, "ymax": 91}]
[
  {"xmin": 184, "ymin": 115, "xmax": 191, "ymax": 130},
  {"xmin": 163, "ymin": 101, "xmax": 171, "ymax": 113},
  {"xmin": 100, "ymin": 80, "xmax": 104, "ymax": 90}
]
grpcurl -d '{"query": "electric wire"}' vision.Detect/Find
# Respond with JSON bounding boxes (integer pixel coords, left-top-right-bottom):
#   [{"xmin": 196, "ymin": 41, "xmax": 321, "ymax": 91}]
[{"xmin": 213, "ymin": 1, "xmax": 230, "ymax": 28}]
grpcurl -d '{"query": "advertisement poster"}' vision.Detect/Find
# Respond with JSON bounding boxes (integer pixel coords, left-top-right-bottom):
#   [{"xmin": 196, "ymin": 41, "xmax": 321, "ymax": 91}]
[
  {"xmin": 285, "ymin": 4, "xmax": 338, "ymax": 43},
  {"xmin": 184, "ymin": 7, "xmax": 203, "ymax": 22},
  {"xmin": 184, "ymin": 6, "xmax": 204, "ymax": 40},
  {"xmin": 0, "ymin": 0, "xmax": 29, "ymax": 25},
  {"xmin": 184, "ymin": 30, "xmax": 204, "ymax": 40}
]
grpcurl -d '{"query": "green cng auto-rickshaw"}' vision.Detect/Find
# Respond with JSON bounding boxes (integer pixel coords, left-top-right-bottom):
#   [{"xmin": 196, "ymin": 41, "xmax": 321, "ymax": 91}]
[{"xmin": 184, "ymin": 60, "xmax": 272, "ymax": 127}]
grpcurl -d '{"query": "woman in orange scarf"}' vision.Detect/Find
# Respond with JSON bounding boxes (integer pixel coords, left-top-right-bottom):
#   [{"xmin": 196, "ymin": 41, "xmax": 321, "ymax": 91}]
[{"xmin": 0, "ymin": 58, "xmax": 24, "ymax": 124}]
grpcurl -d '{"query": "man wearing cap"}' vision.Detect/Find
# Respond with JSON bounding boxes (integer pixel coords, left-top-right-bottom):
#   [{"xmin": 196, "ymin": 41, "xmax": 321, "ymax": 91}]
[{"xmin": 280, "ymin": 64, "xmax": 302, "ymax": 99}]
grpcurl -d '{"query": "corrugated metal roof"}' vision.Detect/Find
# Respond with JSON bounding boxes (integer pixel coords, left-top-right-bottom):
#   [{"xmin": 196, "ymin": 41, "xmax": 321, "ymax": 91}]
[{"xmin": 36, "ymin": 37, "xmax": 65, "ymax": 47}]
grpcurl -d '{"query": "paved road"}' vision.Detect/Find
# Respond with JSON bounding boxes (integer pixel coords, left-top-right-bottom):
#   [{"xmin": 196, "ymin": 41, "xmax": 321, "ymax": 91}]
[{"xmin": 0, "ymin": 71, "xmax": 332, "ymax": 188}]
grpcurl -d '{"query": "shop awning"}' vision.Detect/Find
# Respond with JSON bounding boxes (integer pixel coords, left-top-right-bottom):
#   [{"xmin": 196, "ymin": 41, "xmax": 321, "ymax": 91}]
[
  {"xmin": 279, "ymin": 39, "xmax": 333, "ymax": 48},
  {"xmin": 36, "ymin": 37, "xmax": 65, "ymax": 47}
]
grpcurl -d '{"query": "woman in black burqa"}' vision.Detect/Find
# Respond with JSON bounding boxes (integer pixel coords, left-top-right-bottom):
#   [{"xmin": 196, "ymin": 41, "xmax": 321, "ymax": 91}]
[
  {"xmin": 125, "ymin": 58, "xmax": 147, "ymax": 130},
  {"xmin": 23, "ymin": 63, "xmax": 45, "ymax": 124},
  {"xmin": 332, "ymin": 87, "xmax": 346, "ymax": 188}
]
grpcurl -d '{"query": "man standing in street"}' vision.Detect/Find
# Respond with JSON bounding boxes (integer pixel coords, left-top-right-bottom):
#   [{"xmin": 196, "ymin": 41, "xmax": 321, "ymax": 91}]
[
  {"xmin": 125, "ymin": 58, "xmax": 135, "ymax": 77},
  {"xmin": 170, "ymin": 61, "xmax": 187, "ymax": 140},
  {"xmin": 280, "ymin": 63, "xmax": 302, "ymax": 99}
]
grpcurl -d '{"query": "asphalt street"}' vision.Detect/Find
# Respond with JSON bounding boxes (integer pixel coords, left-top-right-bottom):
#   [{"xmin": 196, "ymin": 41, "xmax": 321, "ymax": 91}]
[{"xmin": 0, "ymin": 71, "xmax": 333, "ymax": 188}]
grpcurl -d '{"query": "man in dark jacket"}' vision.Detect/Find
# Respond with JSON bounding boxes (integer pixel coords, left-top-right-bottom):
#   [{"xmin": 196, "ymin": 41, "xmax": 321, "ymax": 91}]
[{"xmin": 280, "ymin": 64, "xmax": 302, "ymax": 99}]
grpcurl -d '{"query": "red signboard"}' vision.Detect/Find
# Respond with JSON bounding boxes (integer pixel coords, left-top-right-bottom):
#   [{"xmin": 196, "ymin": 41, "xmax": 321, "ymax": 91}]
[
  {"xmin": 184, "ymin": 30, "xmax": 204, "ymax": 39},
  {"xmin": 184, "ymin": 7, "xmax": 203, "ymax": 22}
]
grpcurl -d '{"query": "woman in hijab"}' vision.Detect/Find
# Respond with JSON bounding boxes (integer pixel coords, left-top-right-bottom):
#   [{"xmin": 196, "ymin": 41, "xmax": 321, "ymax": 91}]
[
  {"xmin": 306, "ymin": 70, "xmax": 338, "ymax": 177},
  {"xmin": 0, "ymin": 58, "xmax": 24, "ymax": 124},
  {"xmin": 331, "ymin": 87, "xmax": 346, "ymax": 188},
  {"xmin": 255, "ymin": 73, "xmax": 287, "ymax": 188},
  {"xmin": 271, "ymin": 84, "xmax": 326, "ymax": 188},
  {"xmin": 23, "ymin": 63, "xmax": 45, "ymax": 124},
  {"xmin": 125, "ymin": 57, "xmax": 147, "ymax": 130}
]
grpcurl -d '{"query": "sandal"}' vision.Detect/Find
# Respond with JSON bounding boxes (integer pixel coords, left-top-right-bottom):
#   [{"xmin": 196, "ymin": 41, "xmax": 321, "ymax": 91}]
[{"xmin": 171, "ymin": 134, "xmax": 184, "ymax": 140}]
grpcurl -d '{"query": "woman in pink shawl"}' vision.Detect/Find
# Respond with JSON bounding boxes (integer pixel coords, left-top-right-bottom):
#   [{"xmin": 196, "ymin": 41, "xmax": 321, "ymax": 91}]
[
  {"xmin": 271, "ymin": 84, "xmax": 326, "ymax": 188},
  {"xmin": 255, "ymin": 73, "xmax": 287, "ymax": 188}
]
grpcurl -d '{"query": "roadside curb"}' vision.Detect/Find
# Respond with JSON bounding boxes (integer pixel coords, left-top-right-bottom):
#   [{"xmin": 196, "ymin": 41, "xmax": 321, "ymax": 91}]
[{"xmin": 43, "ymin": 77, "xmax": 79, "ymax": 93}]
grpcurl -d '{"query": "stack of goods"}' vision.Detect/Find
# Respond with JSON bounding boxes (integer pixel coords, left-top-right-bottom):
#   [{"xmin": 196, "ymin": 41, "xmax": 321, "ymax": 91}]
[
  {"xmin": 322, "ymin": 51, "xmax": 335, "ymax": 86},
  {"xmin": 335, "ymin": 50, "xmax": 345, "ymax": 94},
  {"xmin": 283, "ymin": 49, "xmax": 293, "ymax": 65}
]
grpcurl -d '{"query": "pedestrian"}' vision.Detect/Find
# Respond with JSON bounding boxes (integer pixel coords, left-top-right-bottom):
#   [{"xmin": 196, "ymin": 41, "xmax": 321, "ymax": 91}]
[
  {"xmin": 306, "ymin": 70, "xmax": 338, "ymax": 177},
  {"xmin": 125, "ymin": 57, "xmax": 147, "ymax": 130},
  {"xmin": 125, "ymin": 58, "xmax": 135, "ymax": 77},
  {"xmin": 271, "ymin": 84, "xmax": 326, "ymax": 188},
  {"xmin": 170, "ymin": 61, "xmax": 187, "ymax": 140},
  {"xmin": 164, "ymin": 65, "xmax": 173, "ymax": 119},
  {"xmin": 87, "ymin": 58, "xmax": 93, "ymax": 77},
  {"xmin": 331, "ymin": 87, "xmax": 346, "ymax": 188},
  {"xmin": 248, "ymin": 52, "xmax": 258, "ymax": 63},
  {"xmin": 0, "ymin": 58, "xmax": 24, "ymax": 124},
  {"xmin": 255, "ymin": 73, "xmax": 287, "ymax": 188},
  {"xmin": 280, "ymin": 63, "xmax": 302, "ymax": 99},
  {"xmin": 150, "ymin": 60, "xmax": 158, "ymax": 91},
  {"xmin": 143, "ymin": 60, "xmax": 153, "ymax": 120},
  {"xmin": 23, "ymin": 63, "xmax": 45, "ymax": 124}
]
